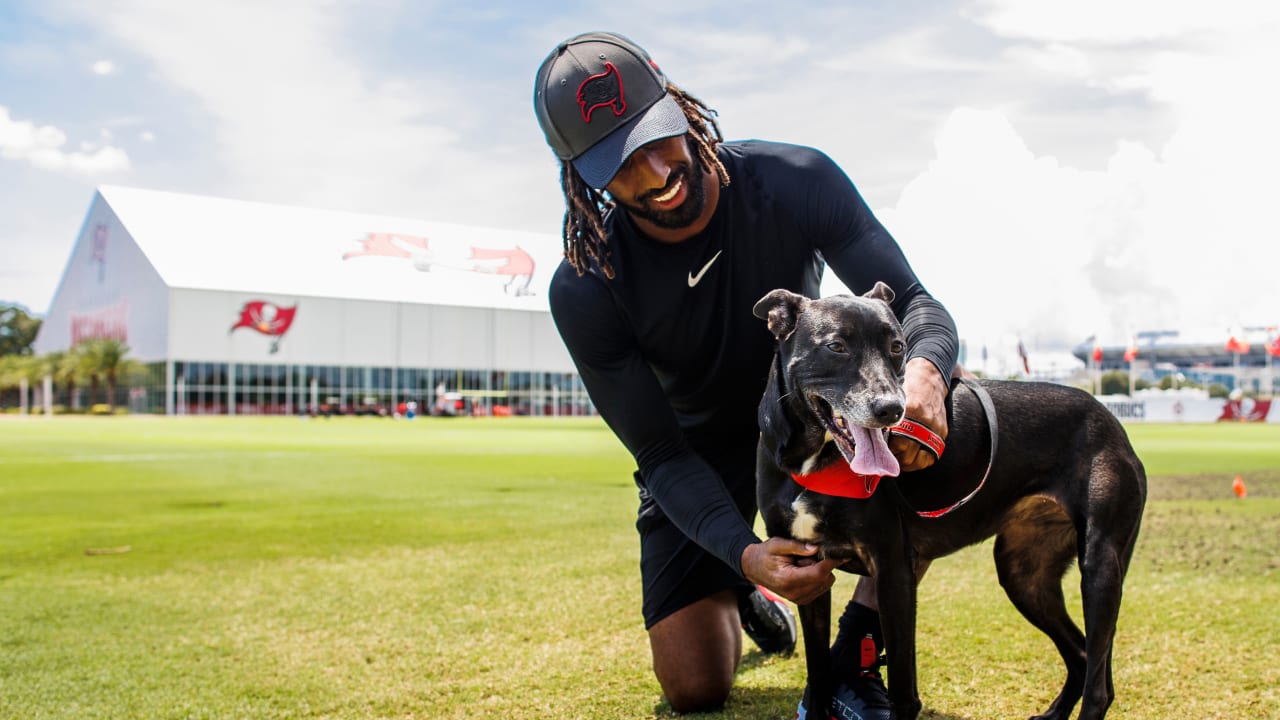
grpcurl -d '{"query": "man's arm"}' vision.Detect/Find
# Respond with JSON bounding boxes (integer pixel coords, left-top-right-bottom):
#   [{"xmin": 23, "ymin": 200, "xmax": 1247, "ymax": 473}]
[
  {"xmin": 800, "ymin": 149, "xmax": 960, "ymax": 469},
  {"xmin": 548, "ymin": 265, "xmax": 759, "ymax": 569},
  {"xmin": 548, "ymin": 264, "xmax": 841, "ymax": 601}
]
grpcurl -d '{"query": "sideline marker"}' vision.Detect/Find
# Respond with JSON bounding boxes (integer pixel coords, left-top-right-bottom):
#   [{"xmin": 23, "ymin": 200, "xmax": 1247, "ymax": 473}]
[{"xmin": 1232, "ymin": 475, "xmax": 1247, "ymax": 498}]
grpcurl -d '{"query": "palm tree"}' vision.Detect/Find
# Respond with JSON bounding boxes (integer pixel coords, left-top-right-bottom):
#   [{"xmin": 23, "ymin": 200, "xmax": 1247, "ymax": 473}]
[
  {"xmin": 74, "ymin": 338, "xmax": 137, "ymax": 411},
  {"xmin": 75, "ymin": 344, "xmax": 104, "ymax": 407},
  {"xmin": 44, "ymin": 350, "xmax": 84, "ymax": 411}
]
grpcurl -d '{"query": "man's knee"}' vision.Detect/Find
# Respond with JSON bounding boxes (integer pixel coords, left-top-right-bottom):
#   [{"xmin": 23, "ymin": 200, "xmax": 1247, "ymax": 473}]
[
  {"xmin": 652, "ymin": 631, "xmax": 737, "ymax": 713},
  {"xmin": 661, "ymin": 673, "xmax": 732, "ymax": 714},
  {"xmin": 648, "ymin": 590, "xmax": 742, "ymax": 713}
]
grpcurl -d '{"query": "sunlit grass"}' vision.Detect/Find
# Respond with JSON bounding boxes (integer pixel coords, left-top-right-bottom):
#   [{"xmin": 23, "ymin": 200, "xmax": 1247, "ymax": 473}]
[{"xmin": 1, "ymin": 417, "xmax": 1277, "ymax": 719}]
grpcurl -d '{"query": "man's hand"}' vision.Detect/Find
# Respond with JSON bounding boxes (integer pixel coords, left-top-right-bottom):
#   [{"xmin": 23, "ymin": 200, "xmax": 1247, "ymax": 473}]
[
  {"xmin": 740, "ymin": 537, "xmax": 842, "ymax": 606},
  {"xmin": 890, "ymin": 357, "xmax": 950, "ymax": 472}
]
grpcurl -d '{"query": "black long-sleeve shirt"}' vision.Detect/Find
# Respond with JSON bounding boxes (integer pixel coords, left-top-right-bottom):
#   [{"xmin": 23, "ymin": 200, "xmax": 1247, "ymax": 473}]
[{"xmin": 549, "ymin": 140, "xmax": 959, "ymax": 575}]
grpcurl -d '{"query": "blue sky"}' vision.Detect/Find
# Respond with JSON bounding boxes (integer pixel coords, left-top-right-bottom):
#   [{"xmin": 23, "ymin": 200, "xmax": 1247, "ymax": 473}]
[{"xmin": 3, "ymin": 1, "xmax": 1277, "ymax": 370}]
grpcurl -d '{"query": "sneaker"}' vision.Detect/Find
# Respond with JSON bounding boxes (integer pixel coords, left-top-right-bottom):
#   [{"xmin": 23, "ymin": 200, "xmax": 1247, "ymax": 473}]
[
  {"xmin": 794, "ymin": 637, "xmax": 890, "ymax": 720},
  {"xmin": 739, "ymin": 585, "xmax": 796, "ymax": 655},
  {"xmin": 794, "ymin": 678, "xmax": 891, "ymax": 720}
]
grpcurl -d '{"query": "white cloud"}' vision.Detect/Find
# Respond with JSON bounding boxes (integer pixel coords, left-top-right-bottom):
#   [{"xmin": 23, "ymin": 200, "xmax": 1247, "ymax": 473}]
[
  {"xmin": 91, "ymin": 59, "xmax": 115, "ymax": 75},
  {"xmin": 832, "ymin": 47, "xmax": 1280, "ymax": 350},
  {"xmin": 819, "ymin": 3, "xmax": 1280, "ymax": 352},
  {"xmin": 839, "ymin": 107, "xmax": 1119, "ymax": 348},
  {"xmin": 968, "ymin": 0, "xmax": 1280, "ymax": 44},
  {"xmin": 1002, "ymin": 42, "xmax": 1091, "ymax": 79},
  {"xmin": 0, "ymin": 105, "xmax": 131, "ymax": 175},
  {"xmin": 873, "ymin": 95, "xmax": 1276, "ymax": 347},
  {"xmin": 72, "ymin": 2, "xmax": 488, "ymax": 218}
]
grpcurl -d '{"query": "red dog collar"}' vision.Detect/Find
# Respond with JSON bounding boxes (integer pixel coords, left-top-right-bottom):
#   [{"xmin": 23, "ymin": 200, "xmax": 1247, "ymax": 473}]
[{"xmin": 791, "ymin": 463, "xmax": 882, "ymax": 499}]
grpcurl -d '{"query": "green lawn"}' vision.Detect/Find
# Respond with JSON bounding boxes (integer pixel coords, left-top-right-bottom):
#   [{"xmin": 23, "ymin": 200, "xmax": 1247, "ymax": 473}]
[{"xmin": 1, "ymin": 417, "xmax": 1277, "ymax": 719}]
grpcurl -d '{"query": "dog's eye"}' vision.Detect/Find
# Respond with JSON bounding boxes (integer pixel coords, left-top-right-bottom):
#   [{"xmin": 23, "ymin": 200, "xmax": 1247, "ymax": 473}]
[
  {"xmin": 890, "ymin": 340, "xmax": 905, "ymax": 354},
  {"xmin": 825, "ymin": 341, "xmax": 847, "ymax": 354}
]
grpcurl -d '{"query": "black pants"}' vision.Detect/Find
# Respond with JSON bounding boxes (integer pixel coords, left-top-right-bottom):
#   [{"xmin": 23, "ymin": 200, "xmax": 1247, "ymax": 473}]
[{"xmin": 633, "ymin": 452, "xmax": 758, "ymax": 629}]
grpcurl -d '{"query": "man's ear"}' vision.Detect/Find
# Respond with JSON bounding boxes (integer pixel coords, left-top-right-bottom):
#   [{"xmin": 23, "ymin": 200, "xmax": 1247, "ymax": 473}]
[{"xmin": 753, "ymin": 289, "xmax": 807, "ymax": 341}]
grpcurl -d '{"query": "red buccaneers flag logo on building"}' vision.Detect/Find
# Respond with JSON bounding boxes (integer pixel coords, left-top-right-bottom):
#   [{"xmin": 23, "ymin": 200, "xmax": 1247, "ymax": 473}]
[{"xmin": 230, "ymin": 301, "xmax": 297, "ymax": 354}]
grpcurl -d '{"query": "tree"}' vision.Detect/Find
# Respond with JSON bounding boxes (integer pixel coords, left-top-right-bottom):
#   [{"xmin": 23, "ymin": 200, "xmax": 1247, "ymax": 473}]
[
  {"xmin": 0, "ymin": 355, "xmax": 20, "ymax": 406},
  {"xmin": 1099, "ymin": 371, "xmax": 1130, "ymax": 396},
  {"xmin": 0, "ymin": 304, "xmax": 41, "ymax": 356},
  {"xmin": 0, "ymin": 354, "xmax": 44, "ymax": 410},
  {"xmin": 43, "ymin": 350, "xmax": 84, "ymax": 410},
  {"xmin": 74, "ymin": 338, "xmax": 138, "ymax": 411}
]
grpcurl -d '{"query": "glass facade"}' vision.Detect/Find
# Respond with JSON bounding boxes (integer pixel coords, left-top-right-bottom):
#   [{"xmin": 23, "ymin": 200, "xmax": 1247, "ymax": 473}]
[{"xmin": 55, "ymin": 361, "xmax": 595, "ymax": 417}]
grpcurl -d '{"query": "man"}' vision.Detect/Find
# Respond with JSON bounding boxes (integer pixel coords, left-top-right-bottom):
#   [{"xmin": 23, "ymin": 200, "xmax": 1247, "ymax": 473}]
[{"xmin": 533, "ymin": 32, "xmax": 958, "ymax": 718}]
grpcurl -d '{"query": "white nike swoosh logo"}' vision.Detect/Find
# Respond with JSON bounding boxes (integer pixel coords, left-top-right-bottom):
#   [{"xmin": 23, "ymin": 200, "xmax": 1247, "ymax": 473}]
[{"xmin": 687, "ymin": 250, "xmax": 723, "ymax": 288}]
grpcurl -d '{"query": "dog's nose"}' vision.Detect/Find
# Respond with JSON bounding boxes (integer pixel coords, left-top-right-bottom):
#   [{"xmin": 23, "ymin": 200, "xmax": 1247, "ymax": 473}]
[{"xmin": 872, "ymin": 397, "xmax": 904, "ymax": 425}]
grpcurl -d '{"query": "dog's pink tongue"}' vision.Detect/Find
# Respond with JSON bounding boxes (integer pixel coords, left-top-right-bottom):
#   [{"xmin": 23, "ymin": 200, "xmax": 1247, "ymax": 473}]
[{"xmin": 850, "ymin": 425, "xmax": 900, "ymax": 477}]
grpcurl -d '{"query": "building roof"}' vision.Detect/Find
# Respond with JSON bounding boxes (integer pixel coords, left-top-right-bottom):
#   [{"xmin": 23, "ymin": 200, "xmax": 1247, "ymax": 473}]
[{"xmin": 96, "ymin": 185, "xmax": 566, "ymax": 312}]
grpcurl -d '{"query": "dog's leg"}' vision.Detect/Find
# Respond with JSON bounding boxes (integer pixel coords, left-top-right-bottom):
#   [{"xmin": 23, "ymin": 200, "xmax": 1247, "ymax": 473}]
[
  {"xmin": 993, "ymin": 513, "xmax": 1084, "ymax": 720},
  {"xmin": 799, "ymin": 590, "xmax": 834, "ymax": 720},
  {"xmin": 1077, "ymin": 491, "xmax": 1144, "ymax": 718},
  {"xmin": 874, "ymin": 523, "xmax": 924, "ymax": 720},
  {"xmin": 1076, "ymin": 530, "xmax": 1128, "ymax": 720}
]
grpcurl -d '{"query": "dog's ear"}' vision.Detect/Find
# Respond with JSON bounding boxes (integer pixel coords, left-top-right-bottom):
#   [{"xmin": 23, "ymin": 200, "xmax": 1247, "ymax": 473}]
[
  {"xmin": 757, "ymin": 358, "xmax": 797, "ymax": 467},
  {"xmin": 753, "ymin": 289, "xmax": 807, "ymax": 341},
  {"xmin": 864, "ymin": 281, "xmax": 895, "ymax": 305}
]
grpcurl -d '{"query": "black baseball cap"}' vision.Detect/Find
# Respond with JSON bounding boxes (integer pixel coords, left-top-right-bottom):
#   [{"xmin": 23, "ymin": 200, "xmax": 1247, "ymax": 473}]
[{"xmin": 534, "ymin": 31, "xmax": 690, "ymax": 189}]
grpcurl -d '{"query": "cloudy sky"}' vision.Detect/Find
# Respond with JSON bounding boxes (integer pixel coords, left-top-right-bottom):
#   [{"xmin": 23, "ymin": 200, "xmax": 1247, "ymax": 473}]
[{"xmin": 2, "ymin": 0, "xmax": 1277, "ymax": 367}]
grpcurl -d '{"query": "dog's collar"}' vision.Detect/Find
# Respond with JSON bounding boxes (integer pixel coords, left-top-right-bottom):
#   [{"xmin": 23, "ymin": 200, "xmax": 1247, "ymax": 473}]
[{"xmin": 791, "ymin": 462, "xmax": 882, "ymax": 499}]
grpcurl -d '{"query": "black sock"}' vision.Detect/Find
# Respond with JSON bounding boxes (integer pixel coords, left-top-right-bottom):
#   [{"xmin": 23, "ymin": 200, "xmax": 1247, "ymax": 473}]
[{"xmin": 830, "ymin": 601, "xmax": 882, "ymax": 677}]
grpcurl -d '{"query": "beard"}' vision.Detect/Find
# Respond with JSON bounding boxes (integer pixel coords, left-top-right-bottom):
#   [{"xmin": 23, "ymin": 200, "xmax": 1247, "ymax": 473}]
[{"xmin": 613, "ymin": 141, "xmax": 708, "ymax": 230}]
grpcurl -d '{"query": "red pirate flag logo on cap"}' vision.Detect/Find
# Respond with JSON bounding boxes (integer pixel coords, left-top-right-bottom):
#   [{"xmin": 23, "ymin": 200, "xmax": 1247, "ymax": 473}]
[{"xmin": 577, "ymin": 62, "xmax": 626, "ymax": 122}]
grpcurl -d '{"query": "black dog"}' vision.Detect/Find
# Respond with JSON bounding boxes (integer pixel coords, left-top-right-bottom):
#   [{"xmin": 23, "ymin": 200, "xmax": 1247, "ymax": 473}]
[{"xmin": 753, "ymin": 284, "xmax": 1146, "ymax": 720}]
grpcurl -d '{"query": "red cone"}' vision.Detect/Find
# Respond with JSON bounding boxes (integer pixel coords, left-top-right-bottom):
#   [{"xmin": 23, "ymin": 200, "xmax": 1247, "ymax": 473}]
[{"xmin": 1232, "ymin": 475, "xmax": 1247, "ymax": 498}]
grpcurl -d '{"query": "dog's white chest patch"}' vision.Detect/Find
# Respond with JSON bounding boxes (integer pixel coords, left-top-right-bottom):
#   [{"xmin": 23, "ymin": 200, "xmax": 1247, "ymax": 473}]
[{"xmin": 790, "ymin": 495, "xmax": 822, "ymax": 542}]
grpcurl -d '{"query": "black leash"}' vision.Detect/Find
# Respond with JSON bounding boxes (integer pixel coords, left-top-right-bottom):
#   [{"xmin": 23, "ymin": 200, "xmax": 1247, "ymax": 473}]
[{"xmin": 896, "ymin": 377, "xmax": 999, "ymax": 518}]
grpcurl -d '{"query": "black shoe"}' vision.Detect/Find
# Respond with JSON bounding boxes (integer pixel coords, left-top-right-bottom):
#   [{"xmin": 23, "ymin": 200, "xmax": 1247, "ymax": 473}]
[
  {"xmin": 739, "ymin": 585, "xmax": 796, "ymax": 655},
  {"xmin": 795, "ymin": 636, "xmax": 891, "ymax": 720},
  {"xmin": 795, "ymin": 673, "xmax": 891, "ymax": 720},
  {"xmin": 795, "ymin": 678, "xmax": 891, "ymax": 720}
]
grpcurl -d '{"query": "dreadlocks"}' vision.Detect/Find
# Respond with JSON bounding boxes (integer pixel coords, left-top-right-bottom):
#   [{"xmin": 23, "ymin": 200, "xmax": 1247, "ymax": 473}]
[{"xmin": 559, "ymin": 83, "xmax": 730, "ymax": 279}]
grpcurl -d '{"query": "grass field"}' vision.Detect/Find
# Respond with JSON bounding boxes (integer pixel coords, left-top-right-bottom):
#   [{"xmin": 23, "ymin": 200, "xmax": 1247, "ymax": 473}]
[{"xmin": 1, "ymin": 416, "xmax": 1277, "ymax": 719}]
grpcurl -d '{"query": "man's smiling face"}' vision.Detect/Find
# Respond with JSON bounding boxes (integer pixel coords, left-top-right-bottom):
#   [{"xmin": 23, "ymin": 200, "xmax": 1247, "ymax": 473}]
[{"xmin": 605, "ymin": 135, "xmax": 708, "ymax": 231}]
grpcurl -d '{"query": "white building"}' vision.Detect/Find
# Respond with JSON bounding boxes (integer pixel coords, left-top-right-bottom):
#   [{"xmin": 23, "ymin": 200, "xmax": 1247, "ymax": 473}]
[{"xmin": 33, "ymin": 186, "xmax": 587, "ymax": 416}]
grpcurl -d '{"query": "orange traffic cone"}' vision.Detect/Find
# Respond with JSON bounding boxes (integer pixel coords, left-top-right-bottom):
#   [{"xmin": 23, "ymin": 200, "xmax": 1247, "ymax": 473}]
[{"xmin": 1232, "ymin": 475, "xmax": 1247, "ymax": 498}]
